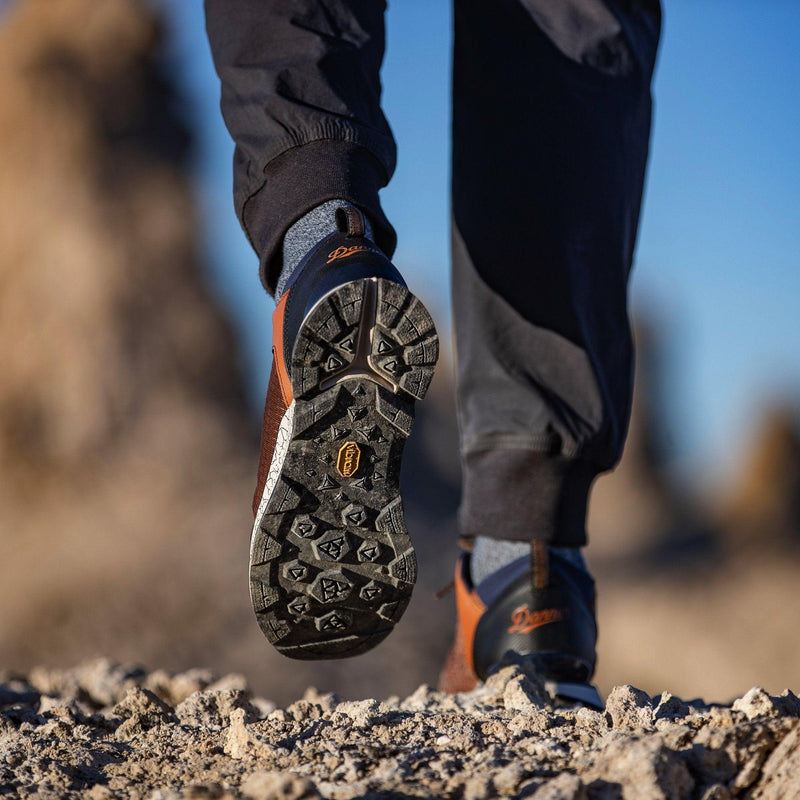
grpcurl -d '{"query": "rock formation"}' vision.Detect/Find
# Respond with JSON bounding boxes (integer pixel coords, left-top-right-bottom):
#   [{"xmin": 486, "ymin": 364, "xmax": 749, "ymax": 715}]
[{"xmin": 714, "ymin": 405, "xmax": 800, "ymax": 551}]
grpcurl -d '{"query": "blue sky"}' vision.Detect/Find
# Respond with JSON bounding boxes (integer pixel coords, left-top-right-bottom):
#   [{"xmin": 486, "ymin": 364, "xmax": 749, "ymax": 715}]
[{"xmin": 163, "ymin": 1, "xmax": 800, "ymax": 485}]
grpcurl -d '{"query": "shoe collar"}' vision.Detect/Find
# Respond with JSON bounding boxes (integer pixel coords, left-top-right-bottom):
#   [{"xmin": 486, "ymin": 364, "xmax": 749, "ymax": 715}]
[{"xmin": 472, "ymin": 553, "xmax": 533, "ymax": 608}]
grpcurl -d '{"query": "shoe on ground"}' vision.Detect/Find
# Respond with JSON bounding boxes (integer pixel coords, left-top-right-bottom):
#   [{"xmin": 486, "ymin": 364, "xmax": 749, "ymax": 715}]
[
  {"xmin": 438, "ymin": 544, "xmax": 602, "ymax": 708},
  {"xmin": 250, "ymin": 207, "xmax": 439, "ymax": 659}
]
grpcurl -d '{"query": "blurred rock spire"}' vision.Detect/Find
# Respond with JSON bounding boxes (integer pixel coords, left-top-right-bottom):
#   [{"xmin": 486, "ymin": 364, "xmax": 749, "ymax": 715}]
[{"xmin": 0, "ymin": 0, "xmax": 247, "ymax": 477}]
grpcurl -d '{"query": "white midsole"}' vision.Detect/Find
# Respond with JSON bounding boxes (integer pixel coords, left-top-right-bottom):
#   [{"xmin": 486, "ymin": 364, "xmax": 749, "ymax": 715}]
[{"xmin": 250, "ymin": 400, "xmax": 296, "ymax": 563}]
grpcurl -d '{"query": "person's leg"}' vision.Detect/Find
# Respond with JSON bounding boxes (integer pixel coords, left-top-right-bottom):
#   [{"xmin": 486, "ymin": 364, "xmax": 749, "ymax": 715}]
[
  {"xmin": 454, "ymin": 0, "xmax": 661, "ymax": 548},
  {"xmin": 204, "ymin": 0, "xmax": 397, "ymax": 293},
  {"xmin": 442, "ymin": 0, "xmax": 661, "ymax": 699},
  {"xmin": 205, "ymin": 1, "xmax": 439, "ymax": 658}
]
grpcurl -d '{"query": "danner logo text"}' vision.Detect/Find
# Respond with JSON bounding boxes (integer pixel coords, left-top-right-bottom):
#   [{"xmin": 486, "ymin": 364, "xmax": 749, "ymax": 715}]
[
  {"xmin": 327, "ymin": 244, "xmax": 375, "ymax": 264},
  {"xmin": 507, "ymin": 605, "xmax": 564, "ymax": 634},
  {"xmin": 336, "ymin": 441, "xmax": 361, "ymax": 478}
]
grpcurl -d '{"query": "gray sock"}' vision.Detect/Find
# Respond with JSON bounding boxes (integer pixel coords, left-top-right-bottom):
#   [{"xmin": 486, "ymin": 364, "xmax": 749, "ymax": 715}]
[
  {"xmin": 470, "ymin": 535, "xmax": 587, "ymax": 586},
  {"xmin": 276, "ymin": 199, "xmax": 374, "ymax": 298}
]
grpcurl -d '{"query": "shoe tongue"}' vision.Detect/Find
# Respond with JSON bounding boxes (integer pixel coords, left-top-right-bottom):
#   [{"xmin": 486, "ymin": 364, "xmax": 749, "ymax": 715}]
[{"xmin": 475, "ymin": 553, "xmax": 531, "ymax": 607}]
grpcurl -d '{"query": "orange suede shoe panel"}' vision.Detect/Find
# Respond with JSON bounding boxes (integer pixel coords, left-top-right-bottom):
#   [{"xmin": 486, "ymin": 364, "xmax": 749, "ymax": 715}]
[
  {"xmin": 271, "ymin": 291, "xmax": 293, "ymax": 405},
  {"xmin": 438, "ymin": 557, "xmax": 486, "ymax": 693}
]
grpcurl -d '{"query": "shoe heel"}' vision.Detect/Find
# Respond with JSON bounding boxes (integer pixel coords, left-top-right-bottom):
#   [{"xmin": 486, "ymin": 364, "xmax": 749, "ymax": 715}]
[{"xmin": 292, "ymin": 277, "xmax": 438, "ymax": 404}]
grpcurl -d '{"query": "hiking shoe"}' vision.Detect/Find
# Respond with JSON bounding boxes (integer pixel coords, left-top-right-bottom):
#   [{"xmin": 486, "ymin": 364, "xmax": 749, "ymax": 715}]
[
  {"xmin": 439, "ymin": 543, "xmax": 602, "ymax": 708},
  {"xmin": 250, "ymin": 207, "xmax": 439, "ymax": 659}
]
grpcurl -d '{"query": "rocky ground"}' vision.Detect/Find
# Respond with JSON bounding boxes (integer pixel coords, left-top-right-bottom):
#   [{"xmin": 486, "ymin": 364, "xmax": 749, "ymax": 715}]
[{"xmin": 2, "ymin": 659, "xmax": 799, "ymax": 800}]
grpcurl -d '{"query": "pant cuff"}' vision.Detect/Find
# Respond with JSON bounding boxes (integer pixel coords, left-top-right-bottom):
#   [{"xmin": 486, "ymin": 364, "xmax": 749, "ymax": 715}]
[
  {"xmin": 242, "ymin": 140, "xmax": 397, "ymax": 294},
  {"xmin": 459, "ymin": 448, "xmax": 596, "ymax": 546}
]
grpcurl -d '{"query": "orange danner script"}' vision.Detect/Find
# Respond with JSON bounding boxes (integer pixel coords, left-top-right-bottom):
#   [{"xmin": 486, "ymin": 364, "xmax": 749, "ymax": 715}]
[
  {"xmin": 327, "ymin": 244, "xmax": 376, "ymax": 263},
  {"xmin": 507, "ymin": 605, "xmax": 564, "ymax": 634}
]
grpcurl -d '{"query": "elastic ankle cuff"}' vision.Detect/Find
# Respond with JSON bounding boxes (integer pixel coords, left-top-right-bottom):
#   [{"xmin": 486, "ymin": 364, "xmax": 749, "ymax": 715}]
[
  {"xmin": 459, "ymin": 449, "xmax": 596, "ymax": 546},
  {"xmin": 242, "ymin": 141, "xmax": 397, "ymax": 294}
]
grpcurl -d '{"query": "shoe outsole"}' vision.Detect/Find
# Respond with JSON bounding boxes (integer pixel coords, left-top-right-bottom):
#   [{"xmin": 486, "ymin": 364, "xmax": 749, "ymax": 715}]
[{"xmin": 250, "ymin": 277, "xmax": 438, "ymax": 659}]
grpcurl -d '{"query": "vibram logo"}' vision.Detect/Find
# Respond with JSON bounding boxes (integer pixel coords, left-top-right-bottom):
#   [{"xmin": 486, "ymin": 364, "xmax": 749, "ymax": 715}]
[
  {"xmin": 508, "ymin": 605, "xmax": 564, "ymax": 635},
  {"xmin": 327, "ymin": 244, "xmax": 376, "ymax": 264},
  {"xmin": 336, "ymin": 441, "xmax": 361, "ymax": 478}
]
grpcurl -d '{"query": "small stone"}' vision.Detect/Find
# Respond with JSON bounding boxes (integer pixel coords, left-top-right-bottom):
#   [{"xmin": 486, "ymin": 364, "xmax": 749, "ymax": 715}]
[
  {"xmin": 775, "ymin": 689, "xmax": 800, "ymax": 717},
  {"xmin": 85, "ymin": 786, "xmax": 116, "ymax": 800},
  {"xmin": 654, "ymin": 692, "xmax": 690, "ymax": 722},
  {"xmin": 225, "ymin": 708, "xmax": 281, "ymax": 759},
  {"xmin": 400, "ymin": 684, "xmax": 440, "ymax": 712},
  {"xmin": 700, "ymin": 786, "xmax": 731, "ymax": 800},
  {"xmin": 241, "ymin": 771, "xmax": 320, "ymax": 800},
  {"xmin": 335, "ymin": 699, "xmax": 381, "ymax": 727},
  {"xmin": 302, "ymin": 687, "xmax": 339, "ymax": 713},
  {"xmin": 508, "ymin": 712, "xmax": 551, "ymax": 738},
  {"xmin": 112, "ymin": 686, "xmax": 176, "ymax": 739},
  {"xmin": 686, "ymin": 740, "xmax": 737, "ymax": 787},
  {"xmin": 730, "ymin": 687, "xmax": 800, "ymax": 721},
  {"xmin": 755, "ymin": 726, "xmax": 800, "ymax": 799},
  {"xmin": 225, "ymin": 708, "xmax": 257, "ymax": 759},
  {"xmin": 75, "ymin": 659, "xmax": 147, "ymax": 707},
  {"xmin": 168, "ymin": 668, "xmax": 216, "ymax": 705},
  {"xmin": 183, "ymin": 784, "xmax": 236, "ymax": 799},
  {"xmin": 530, "ymin": 773, "xmax": 587, "ymax": 800},
  {"xmin": 206, "ymin": 673, "xmax": 248, "ymax": 693},
  {"xmin": 176, "ymin": 689, "xmax": 260, "ymax": 728},
  {"xmin": 493, "ymin": 763, "xmax": 524, "ymax": 795},
  {"xmin": 575, "ymin": 706, "xmax": 608, "ymax": 733},
  {"xmin": 732, "ymin": 687, "xmax": 783, "ymax": 720},
  {"xmin": 605, "ymin": 685, "xmax": 655, "ymax": 729},
  {"xmin": 113, "ymin": 686, "xmax": 174, "ymax": 718},
  {"xmin": 734, "ymin": 748, "xmax": 771, "ymax": 792},
  {"xmin": 285, "ymin": 699, "xmax": 324, "ymax": 722},
  {"xmin": 585, "ymin": 737, "xmax": 694, "ymax": 800},
  {"xmin": 462, "ymin": 775, "xmax": 493, "ymax": 800},
  {"xmin": 503, "ymin": 673, "xmax": 548, "ymax": 712},
  {"xmin": 482, "ymin": 655, "xmax": 549, "ymax": 709},
  {"xmin": 38, "ymin": 695, "xmax": 72, "ymax": 716}
]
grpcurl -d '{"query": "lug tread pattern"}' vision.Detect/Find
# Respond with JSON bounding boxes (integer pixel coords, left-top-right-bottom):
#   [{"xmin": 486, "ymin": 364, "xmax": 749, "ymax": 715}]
[{"xmin": 250, "ymin": 278, "xmax": 437, "ymax": 659}]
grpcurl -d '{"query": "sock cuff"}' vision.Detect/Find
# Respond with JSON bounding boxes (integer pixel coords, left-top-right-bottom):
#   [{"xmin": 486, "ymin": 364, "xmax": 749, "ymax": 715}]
[
  {"xmin": 242, "ymin": 140, "xmax": 397, "ymax": 295},
  {"xmin": 471, "ymin": 537, "xmax": 529, "ymax": 586},
  {"xmin": 470, "ymin": 537, "xmax": 588, "ymax": 588},
  {"xmin": 276, "ymin": 200, "xmax": 374, "ymax": 298}
]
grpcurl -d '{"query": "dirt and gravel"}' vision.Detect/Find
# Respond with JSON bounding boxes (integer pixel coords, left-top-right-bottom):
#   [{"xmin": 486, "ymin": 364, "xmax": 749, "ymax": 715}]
[{"xmin": 2, "ymin": 658, "xmax": 799, "ymax": 800}]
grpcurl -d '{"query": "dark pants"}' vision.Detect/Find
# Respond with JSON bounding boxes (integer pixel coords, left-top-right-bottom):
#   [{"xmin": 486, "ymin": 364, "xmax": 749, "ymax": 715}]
[{"xmin": 205, "ymin": 0, "xmax": 661, "ymax": 547}]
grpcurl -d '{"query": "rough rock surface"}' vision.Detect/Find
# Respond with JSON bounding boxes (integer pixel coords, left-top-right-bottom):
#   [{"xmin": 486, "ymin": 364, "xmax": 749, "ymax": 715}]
[{"xmin": 2, "ymin": 660, "xmax": 800, "ymax": 800}]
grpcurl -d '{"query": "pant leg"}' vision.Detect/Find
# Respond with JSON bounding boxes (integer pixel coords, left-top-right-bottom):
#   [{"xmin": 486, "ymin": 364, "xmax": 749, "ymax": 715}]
[
  {"xmin": 204, "ymin": 0, "xmax": 396, "ymax": 293},
  {"xmin": 452, "ymin": 0, "xmax": 661, "ymax": 547}
]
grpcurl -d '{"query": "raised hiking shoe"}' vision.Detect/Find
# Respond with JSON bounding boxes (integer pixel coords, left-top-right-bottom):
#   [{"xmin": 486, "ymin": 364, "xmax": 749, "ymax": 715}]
[
  {"xmin": 438, "ymin": 543, "xmax": 602, "ymax": 708},
  {"xmin": 250, "ymin": 207, "xmax": 439, "ymax": 659}
]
